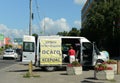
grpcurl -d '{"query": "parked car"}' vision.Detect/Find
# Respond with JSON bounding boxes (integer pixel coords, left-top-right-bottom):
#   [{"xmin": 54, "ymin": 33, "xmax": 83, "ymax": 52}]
[{"xmin": 3, "ymin": 49, "xmax": 18, "ymax": 60}]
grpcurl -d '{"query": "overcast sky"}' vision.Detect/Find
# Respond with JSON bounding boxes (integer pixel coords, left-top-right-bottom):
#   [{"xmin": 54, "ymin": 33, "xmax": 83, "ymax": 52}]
[{"xmin": 0, "ymin": 0, "xmax": 87, "ymax": 39}]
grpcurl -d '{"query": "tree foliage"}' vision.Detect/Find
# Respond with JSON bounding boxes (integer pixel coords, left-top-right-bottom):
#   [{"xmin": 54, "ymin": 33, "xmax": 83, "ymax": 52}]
[
  {"xmin": 68, "ymin": 28, "xmax": 80, "ymax": 36},
  {"xmin": 57, "ymin": 31, "xmax": 68, "ymax": 36},
  {"xmin": 81, "ymin": 0, "xmax": 120, "ymax": 57},
  {"xmin": 5, "ymin": 44, "xmax": 12, "ymax": 49},
  {"xmin": 57, "ymin": 27, "xmax": 80, "ymax": 36}
]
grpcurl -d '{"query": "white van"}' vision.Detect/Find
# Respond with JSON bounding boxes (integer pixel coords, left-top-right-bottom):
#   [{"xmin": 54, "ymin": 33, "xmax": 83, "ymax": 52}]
[{"xmin": 22, "ymin": 35, "xmax": 109, "ymax": 71}]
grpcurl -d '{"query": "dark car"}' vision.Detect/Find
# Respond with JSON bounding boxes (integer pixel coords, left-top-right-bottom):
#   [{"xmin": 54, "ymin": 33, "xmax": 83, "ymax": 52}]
[{"xmin": 16, "ymin": 48, "xmax": 22, "ymax": 61}]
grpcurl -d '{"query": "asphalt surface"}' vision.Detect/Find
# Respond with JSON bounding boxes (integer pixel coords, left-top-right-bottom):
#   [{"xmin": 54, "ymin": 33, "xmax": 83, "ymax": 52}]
[
  {"xmin": 0, "ymin": 60, "xmax": 15, "ymax": 69},
  {"xmin": 0, "ymin": 55, "xmax": 17, "ymax": 69},
  {"xmin": 0, "ymin": 62, "xmax": 120, "ymax": 83}
]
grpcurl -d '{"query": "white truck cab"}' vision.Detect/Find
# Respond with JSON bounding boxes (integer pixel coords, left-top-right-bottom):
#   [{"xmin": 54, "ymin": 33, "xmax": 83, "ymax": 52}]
[{"xmin": 98, "ymin": 51, "xmax": 109, "ymax": 63}]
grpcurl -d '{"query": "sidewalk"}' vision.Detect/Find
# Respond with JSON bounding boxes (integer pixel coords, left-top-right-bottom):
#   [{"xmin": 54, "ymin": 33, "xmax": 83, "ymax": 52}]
[{"xmin": 0, "ymin": 62, "xmax": 120, "ymax": 83}]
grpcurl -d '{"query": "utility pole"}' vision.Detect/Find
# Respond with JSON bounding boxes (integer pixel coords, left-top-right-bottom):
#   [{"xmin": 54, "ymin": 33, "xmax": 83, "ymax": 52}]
[
  {"xmin": 43, "ymin": 16, "xmax": 45, "ymax": 35},
  {"xmin": 29, "ymin": 0, "xmax": 32, "ymax": 36}
]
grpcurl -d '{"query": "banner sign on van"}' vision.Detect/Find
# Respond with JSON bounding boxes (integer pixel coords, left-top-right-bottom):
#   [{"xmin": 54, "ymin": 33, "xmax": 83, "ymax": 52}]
[{"xmin": 40, "ymin": 38, "xmax": 62, "ymax": 65}]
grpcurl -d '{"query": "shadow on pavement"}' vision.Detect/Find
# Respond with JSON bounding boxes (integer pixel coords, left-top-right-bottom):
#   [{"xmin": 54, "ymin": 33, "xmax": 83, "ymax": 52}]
[
  {"xmin": 7, "ymin": 69, "xmax": 28, "ymax": 72},
  {"xmin": 7, "ymin": 67, "xmax": 66, "ymax": 73},
  {"xmin": 81, "ymin": 80, "xmax": 104, "ymax": 83},
  {"xmin": 80, "ymin": 77, "xmax": 105, "ymax": 83}
]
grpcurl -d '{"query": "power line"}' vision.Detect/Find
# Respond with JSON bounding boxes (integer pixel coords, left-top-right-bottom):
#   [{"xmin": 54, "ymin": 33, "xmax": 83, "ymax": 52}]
[
  {"xmin": 35, "ymin": 0, "xmax": 41, "ymax": 21},
  {"xmin": 34, "ymin": 0, "xmax": 43, "ymax": 35},
  {"xmin": 34, "ymin": 0, "xmax": 46, "ymax": 35}
]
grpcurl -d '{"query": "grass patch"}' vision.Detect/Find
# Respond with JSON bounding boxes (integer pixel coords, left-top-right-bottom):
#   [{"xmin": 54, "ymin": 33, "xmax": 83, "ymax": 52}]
[
  {"xmin": 108, "ymin": 79, "xmax": 116, "ymax": 82},
  {"xmin": 23, "ymin": 72, "xmax": 31, "ymax": 78},
  {"xmin": 23, "ymin": 72, "xmax": 40, "ymax": 78}
]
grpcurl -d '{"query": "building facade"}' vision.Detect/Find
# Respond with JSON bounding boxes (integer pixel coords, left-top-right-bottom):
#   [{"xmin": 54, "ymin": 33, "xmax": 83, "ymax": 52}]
[
  {"xmin": 0, "ymin": 34, "xmax": 4, "ymax": 47},
  {"xmin": 4, "ymin": 37, "xmax": 11, "ymax": 45},
  {"xmin": 81, "ymin": 0, "xmax": 95, "ymax": 29},
  {"xmin": 81, "ymin": 0, "xmax": 100, "ymax": 29}
]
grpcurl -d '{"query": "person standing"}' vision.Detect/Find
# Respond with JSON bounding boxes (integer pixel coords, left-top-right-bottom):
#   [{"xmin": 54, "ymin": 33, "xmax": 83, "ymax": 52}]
[{"xmin": 68, "ymin": 46, "xmax": 76, "ymax": 63}]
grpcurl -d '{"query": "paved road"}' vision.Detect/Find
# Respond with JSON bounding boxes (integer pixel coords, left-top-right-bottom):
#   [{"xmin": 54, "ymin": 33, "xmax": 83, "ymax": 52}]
[
  {"xmin": 0, "ymin": 63, "xmax": 120, "ymax": 83},
  {"xmin": 0, "ymin": 55, "xmax": 17, "ymax": 69},
  {"xmin": 0, "ymin": 55, "xmax": 120, "ymax": 83}
]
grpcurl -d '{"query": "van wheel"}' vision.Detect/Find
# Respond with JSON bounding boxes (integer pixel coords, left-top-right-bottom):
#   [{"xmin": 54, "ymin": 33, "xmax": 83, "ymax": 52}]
[
  {"xmin": 45, "ymin": 67, "xmax": 56, "ymax": 71},
  {"xmin": 96, "ymin": 59, "xmax": 104, "ymax": 64},
  {"xmin": 3, "ymin": 57, "xmax": 5, "ymax": 60}
]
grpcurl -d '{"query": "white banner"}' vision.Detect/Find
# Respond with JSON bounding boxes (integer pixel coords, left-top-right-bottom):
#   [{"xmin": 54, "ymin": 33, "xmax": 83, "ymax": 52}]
[{"xmin": 40, "ymin": 38, "xmax": 62, "ymax": 65}]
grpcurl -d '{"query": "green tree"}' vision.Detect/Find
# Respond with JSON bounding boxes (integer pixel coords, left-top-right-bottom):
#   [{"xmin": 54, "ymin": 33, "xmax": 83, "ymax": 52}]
[
  {"xmin": 56, "ymin": 28, "xmax": 80, "ymax": 36},
  {"xmin": 5, "ymin": 44, "xmax": 12, "ymax": 49},
  {"xmin": 57, "ymin": 31, "xmax": 68, "ymax": 36},
  {"xmin": 68, "ymin": 28, "xmax": 80, "ymax": 36},
  {"xmin": 81, "ymin": 0, "xmax": 120, "ymax": 57}
]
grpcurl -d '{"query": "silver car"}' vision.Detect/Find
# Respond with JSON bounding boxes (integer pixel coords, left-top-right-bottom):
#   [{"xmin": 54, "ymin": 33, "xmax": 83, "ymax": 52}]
[{"xmin": 3, "ymin": 49, "xmax": 18, "ymax": 60}]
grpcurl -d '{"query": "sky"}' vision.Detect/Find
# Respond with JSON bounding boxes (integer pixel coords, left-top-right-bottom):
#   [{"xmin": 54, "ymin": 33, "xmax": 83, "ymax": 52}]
[{"xmin": 0, "ymin": 0, "xmax": 87, "ymax": 40}]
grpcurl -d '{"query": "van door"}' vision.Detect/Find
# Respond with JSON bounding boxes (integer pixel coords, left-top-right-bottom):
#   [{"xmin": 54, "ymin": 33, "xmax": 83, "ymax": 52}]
[
  {"xmin": 22, "ymin": 42, "xmax": 36, "ymax": 64},
  {"xmin": 82, "ymin": 42, "xmax": 93, "ymax": 66},
  {"xmin": 92, "ymin": 43, "xmax": 100, "ymax": 66}
]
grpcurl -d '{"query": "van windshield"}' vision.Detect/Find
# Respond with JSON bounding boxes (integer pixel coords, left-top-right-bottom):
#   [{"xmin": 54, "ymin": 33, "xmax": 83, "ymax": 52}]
[
  {"xmin": 83, "ymin": 42, "xmax": 100, "ymax": 55},
  {"xmin": 23, "ymin": 42, "xmax": 34, "ymax": 52}
]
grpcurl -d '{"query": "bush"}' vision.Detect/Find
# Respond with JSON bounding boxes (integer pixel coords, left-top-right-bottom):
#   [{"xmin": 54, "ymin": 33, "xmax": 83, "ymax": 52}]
[
  {"xmin": 67, "ymin": 61, "xmax": 81, "ymax": 67},
  {"xmin": 106, "ymin": 60, "xmax": 117, "ymax": 64},
  {"xmin": 95, "ymin": 63, "xmax": 113, "ymax": 71},
  {"xmin": 0, "ymin": 47, "xmax": 4, "ymax": 55}
]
